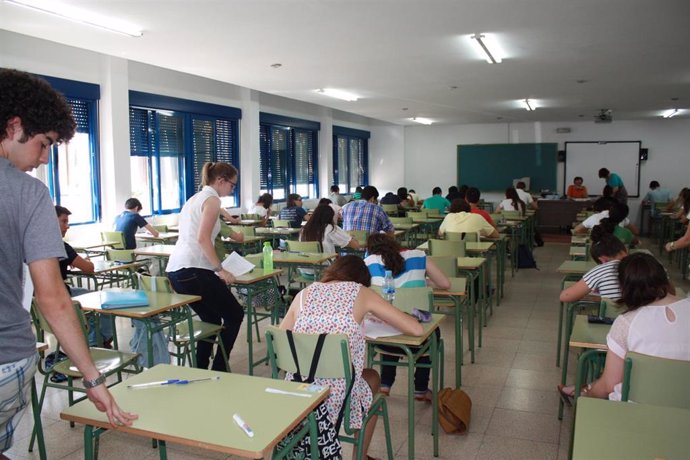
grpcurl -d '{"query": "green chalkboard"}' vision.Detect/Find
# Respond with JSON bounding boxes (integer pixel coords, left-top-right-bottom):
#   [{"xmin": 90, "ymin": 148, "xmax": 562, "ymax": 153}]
[{"xmin": 457, "ymin": 143, "xmax": 557, "ymax": 192}]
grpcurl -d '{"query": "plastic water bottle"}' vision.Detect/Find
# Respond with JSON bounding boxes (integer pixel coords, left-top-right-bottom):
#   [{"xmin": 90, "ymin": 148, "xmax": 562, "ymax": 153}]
[
  {"xmin": 383, "ymin": 270, "xmax": 396, "ymax": 302},
  {"xmin": 263, "ymin": 242, "xmax": 274, "ymax": 271}
]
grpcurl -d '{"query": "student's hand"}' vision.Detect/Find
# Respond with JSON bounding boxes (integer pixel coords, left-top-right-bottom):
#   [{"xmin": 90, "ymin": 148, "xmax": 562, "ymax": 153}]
[
  {"xmin": 86, "ymin": 385, "xmax": 138, "ymax": 427},
  {"xmin": 217, "ymin": 269, "xmax": 236, "ymax": 284},
  {"xmin": 665, "ymin": 242, "xmax": 675, "ymax": 253}
]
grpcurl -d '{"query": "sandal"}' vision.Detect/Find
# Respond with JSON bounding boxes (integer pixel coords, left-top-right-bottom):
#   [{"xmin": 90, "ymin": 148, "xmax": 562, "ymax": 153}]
[
  {"xmin": 414, "ymin": 389, "xmax": 433, "ymax": 402},
  {"xmin": 557, "ymin": 384, "xmax": 574, "ymax": 407}
]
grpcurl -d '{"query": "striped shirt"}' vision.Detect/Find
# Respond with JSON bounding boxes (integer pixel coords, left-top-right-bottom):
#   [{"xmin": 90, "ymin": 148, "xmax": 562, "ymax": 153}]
[
  {"xmin": 582, "ymin": 259, "xmax": 622, "ymax": 300},
  {"xmin": 364, "ymin": 249, "xmax": 427, "ymax": 288}
]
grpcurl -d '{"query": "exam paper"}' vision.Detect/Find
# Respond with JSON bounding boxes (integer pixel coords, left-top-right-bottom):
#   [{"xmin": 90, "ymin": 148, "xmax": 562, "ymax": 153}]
[
  {"xmin": 363, "ymin": 315, "xmax": 402, "ymax": 338},
  {"xmin": 222, "ymin": 251, "xmax": 255, "ymax": 276}
]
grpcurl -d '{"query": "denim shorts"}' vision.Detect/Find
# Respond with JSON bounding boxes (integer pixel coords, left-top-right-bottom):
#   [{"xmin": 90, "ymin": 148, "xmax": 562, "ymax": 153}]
[{"xmin": 0, "ymin": 353, "xmax": 38, "ymax": 452}]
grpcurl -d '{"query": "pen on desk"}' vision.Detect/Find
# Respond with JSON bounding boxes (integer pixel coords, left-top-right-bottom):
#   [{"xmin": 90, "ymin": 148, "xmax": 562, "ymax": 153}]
[
  {"xmin": 127, "ymin": 376, "xmax": 220, "ymax": 389},
  {"xmin": 233, "ymin": 413, "xmax": 254, "ymax": 438},
  {"xmin": 265, "ymin": 387, "xmax": 312, "ymax": 397}
]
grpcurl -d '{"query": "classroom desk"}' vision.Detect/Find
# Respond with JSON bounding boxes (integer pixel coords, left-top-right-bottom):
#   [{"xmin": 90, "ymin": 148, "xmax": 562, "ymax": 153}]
[
  {"xmin": 569, "ymin": 245, "xmax": 587, "ymax": 260},
  {"xmin": 273, "ymin": 252, "xmax": 337, "ymax": 287},
  {"xmin": 68, "ymin": 239, "xmax": 119, "ymax": 258},
  {"xmin": 366, "ymin": 314, "xmax": 443, "ymax": 459},
  {"xmin": 392, "ymin": 223, "xmax": 420, "ymax": 246},
  {"xmin": 557, "ymin": 260, "xmax": 597, "ymax": 275},
  {"xmin": 572, "ymin": 398, "xmax": 690, "ymax": 460},
  {"xmin": 433, "ymin": 277, "xmax": 468, "ymax": 383},
  {"xmin": 69, "ymin": 259, "xmax": 146, "ymax": 291},
  {"xmin": 135, "ymin": 231, "xmax": 179, "ymax": 245},
  {"xmin": 60, "ymin": 364, "xmax": 329, "ymax": 460},
  {"xmin": 223, "ymin": 235, "xmax": 266, "ymax": 254},
  {"xmin": 457, "ymin": 256, "xmax": 491, "ymax": 347},
  {"xmin": 482, "ymin": 234, "xmax": 508, "ymax": 303},
  {"xmin": 228, "ymin": 268, "xmax": 284, "ymax": 375},
  {"xmin": 237, "ymin": 219, "xmax": 265, "ymax": 226},
  {"xmin": 536, "ymin": 199, "xmax": 593, "ymax": 233},
  {"xmin": 73, "ymin": 289, "xmax": 201, "ymax": 368},
  {"xmin": 133, "ymin": 244, "xmax": 176, "ymax": 273},
  {"xmin": 254, "ymin": 227, "xmax": 301, "ymax": 247}
]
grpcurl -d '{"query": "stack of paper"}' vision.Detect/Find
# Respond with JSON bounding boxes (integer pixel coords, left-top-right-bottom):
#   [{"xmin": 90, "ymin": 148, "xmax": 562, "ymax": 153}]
[{"xmin": 221, "ymin": 252, "xmax": 255, "ymax": 276}]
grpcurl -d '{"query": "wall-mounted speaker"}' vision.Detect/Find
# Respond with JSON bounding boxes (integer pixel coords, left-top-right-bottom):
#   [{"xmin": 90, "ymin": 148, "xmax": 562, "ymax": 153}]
[
  {"xmin": 557, "ymin": 150, "xmax": 566, "ymax": 162},
  {"xmin": 640, "ymin": 148, "xmax": 649, "ymax": 161}
]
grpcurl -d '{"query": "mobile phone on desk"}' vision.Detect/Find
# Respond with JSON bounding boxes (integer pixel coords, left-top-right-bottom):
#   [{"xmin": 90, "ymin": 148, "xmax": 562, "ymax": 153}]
[
  {"xmin": 587, "ymin": 315, "xmax": 614, "ymax": 325},
  {"xmin": 411, "ymin": 308, "xmax": 432, "ymax": 323}
]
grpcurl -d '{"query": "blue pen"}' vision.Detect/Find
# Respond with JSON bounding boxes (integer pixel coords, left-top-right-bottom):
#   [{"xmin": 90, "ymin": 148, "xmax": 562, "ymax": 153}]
[{"xmin": 127, "ymin": 376, "xmax": 220, "ymax": 389}]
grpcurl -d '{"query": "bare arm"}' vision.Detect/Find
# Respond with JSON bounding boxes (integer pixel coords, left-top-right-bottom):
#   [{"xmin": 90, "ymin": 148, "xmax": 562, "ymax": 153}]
[
  {"xmin": 220, "ymin": 208, "xmax": 241, "ymax": 225},
  {"xmin": 198, "ymin": 196, "xmax": 235, "ymax": 284},
  {"xmin": 585, "ymin": 350, "xmax": 624, "ymax": 398},
  {"xmin": 666, "ymin": 224, "xmax": 690, "ymax": 252},
  {"xmin": 143, "ymin": 223, "xmax": 159, "ymax": 238},
  {"xmin": 573, "ymin": 223, "xmax": 588, "ymax": 234},
  {"xmin": 70, "ymin": 255, "xmax": 94, "ymax": 273},
  {"xmin": 346, "ymin": 237, "xmax": 361, "ymax": 250},
  {"xmin": 559, "ymin": 279, "xmax": 592, "ymax": 303},
  {"xmin": 30, "ymin": 258, "xmax": 137, "ymax": 426},
  {"xmin": 425, "ymin": 258, "xmax": 451, "ymax": 290},
  {"xmin": 279, "ymin": 290, "xmax": 303, "ymax": 330},
  {"xmin": 356, "ymin": 287, "xmax": 423, "ymax": 336}
]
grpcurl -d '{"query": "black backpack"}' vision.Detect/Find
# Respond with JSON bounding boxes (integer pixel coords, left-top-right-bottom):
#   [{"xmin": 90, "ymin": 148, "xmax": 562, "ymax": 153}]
[{"xmin": 517, "ymin": 244, "xmax": 538, "ymax": 269}]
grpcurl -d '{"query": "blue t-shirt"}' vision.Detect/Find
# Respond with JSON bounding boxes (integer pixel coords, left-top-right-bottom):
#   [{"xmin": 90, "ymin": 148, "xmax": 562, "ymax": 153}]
[
  {"xmin": 607, "ymin": 173, "xmax": 624, "ymax": 188},
  {"xmin": 114, "ymin": 211, "xmax": 148, "ymax": 249},
  {"xmin": 279, "ymin": 206, "xmax": 307, "ymax": 228}
]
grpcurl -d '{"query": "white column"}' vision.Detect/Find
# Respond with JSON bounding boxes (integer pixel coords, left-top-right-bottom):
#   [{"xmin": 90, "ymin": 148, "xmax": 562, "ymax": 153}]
[
  {"xmin": 239, "ymin": 88, "xmax": 260, "ymax": 211},
  {"xmin": 318, "ymin": 107, "xmax": 333, "ymax": 198}
]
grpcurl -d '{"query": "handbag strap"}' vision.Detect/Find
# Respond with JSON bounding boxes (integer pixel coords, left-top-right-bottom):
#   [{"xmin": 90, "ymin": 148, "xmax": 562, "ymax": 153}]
[{"xmin": 285, "ymin": 330, "xmax": 327, "ymax": 384}]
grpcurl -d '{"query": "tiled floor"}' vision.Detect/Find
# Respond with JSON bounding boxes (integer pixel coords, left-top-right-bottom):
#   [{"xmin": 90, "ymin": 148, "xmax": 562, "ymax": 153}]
[{"xmin": 6, "ymin": 239, "xmax": 689, "ymax": 459}]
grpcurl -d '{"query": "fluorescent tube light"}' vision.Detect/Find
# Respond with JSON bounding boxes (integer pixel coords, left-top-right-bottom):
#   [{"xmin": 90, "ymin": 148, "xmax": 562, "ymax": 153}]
[
  {"xmin": 470, "ymin": 33, "xmax": 502, "ymax": 64},
  {"xmin": 5, "ymin": 0, "xmax": 143, "ymax": 37},
  {"xmin": 523, "ymin": 99, "xmax": 535, "ymax": 111},
  {"xmin": 410, "ymin": 117, "xmax": 433, "ymax": 125},
  {"xmin": 315, "ymin": 88, "xmax": 359, "ymax": 102},
  {"xmin": 662, "ymin": 108, "xmax": 679, "ymax": 118}
]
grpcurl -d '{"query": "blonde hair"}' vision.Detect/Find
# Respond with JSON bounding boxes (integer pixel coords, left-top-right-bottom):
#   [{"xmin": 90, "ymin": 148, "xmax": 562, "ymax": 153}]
[{"xmin": 200, "ymin": 162, "xmax": 237, "ymax": 187}]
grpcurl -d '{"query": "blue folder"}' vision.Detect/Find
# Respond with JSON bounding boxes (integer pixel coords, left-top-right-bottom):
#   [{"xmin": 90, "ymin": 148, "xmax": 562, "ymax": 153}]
[{"xmin": 100, "ymin": 290, "xmax": 149, "ymax": 309}]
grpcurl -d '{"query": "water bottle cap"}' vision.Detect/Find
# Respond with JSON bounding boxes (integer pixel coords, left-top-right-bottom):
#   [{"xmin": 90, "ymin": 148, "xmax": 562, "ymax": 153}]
[{"xmin": 385, "ymin": 270, "xmax": 392, "ymax": 276}]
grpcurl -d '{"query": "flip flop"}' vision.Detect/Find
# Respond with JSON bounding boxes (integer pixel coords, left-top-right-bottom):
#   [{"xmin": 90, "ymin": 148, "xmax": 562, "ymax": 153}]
[{"xmin": 557, "ymin": 384, "xmax": 574, "ymax": 407}]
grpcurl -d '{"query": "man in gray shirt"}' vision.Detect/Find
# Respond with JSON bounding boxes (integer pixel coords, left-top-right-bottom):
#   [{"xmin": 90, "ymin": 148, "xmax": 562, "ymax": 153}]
[{"xmin": 0, "ymin": 69, "xmax": 136, "ymax": 455}]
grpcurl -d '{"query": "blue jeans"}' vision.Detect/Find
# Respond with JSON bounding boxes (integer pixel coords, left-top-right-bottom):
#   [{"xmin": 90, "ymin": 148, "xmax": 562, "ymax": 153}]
[
  {"xmin": 71, "ymin": 287, "xmax": 113, "ymax": 347},
  {"xmin": 167, "ymin": 268, "xmax": 244, "ymax": 371}
]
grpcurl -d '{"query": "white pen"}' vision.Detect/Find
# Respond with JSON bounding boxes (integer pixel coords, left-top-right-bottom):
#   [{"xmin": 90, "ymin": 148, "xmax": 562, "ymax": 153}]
[
  {"xmin": 127, "ymin": 376, "xmax": 220, "ymax": 389},
  {"xmin": 233, "ymin": 413, "xmax": 254, "ymax": 438},
  {"xmin": 265, "ymin": 387, "xmax": 312, "ymax": 398}
]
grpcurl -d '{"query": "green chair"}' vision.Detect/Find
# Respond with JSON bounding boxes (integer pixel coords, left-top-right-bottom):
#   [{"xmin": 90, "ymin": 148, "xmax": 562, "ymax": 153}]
[
  {"xmin": 599, "ymin": 297, "xmax": 626, "ymax": 319},
  {"xmin": 425, "ymin": 208, "xmax": 441, "ymax": 216},
  {"xmin": 445, "ymin": 231, "xmax": 478, "ymax": 242},
  {"xmin": 347, "ymin": 230, "xmax": 369, "ymax": 246},
  {"xmin": 106, "ymin": 249, "xmax": 135, "ymax": 262},
  {"xmin": 266, "ymin": 326, "xmax": 394, "ymax": 460},
  {"xmin": 151, "ymin": 224, "xmax": 168, "ymax": 232},
  {"xmin": 285, "ymin": 241, "xmax": 323, "ymax": 289},
  {"xmin": 241, "ymin": 213, "xmax": 260, "ymax": 220},
  {"xmin": 273, "ymin": 219, "xmax": 291, "ymax": 228},
  {"xmin": 137, "ymin": 275, "xmax": 230, "ymax": 371},
  {"xmin": 502, "ymin": 210, "xmax": 522, "ymax": 220},
  {"xmin": 230, "ymin": 225, "xmax": 257, "ymax": 237},
  {"xmin": 382, "ymin": 203, "xmax": 399, "ymax": 216},
  {"xmin": 29, "ymin": 300, "xmax": 141, "ymax": 451},
  {"xmin": 389, "ymin": 216, "xmax": 413, "ymax": 225},
  {"xmin": 428, "ymin": 238, "xmax": 465, "ymax": 257},
  {"xmin": 100, "ymin": 230, "xmax": 125, "ymax": 249},
  {"xmin": 407, "ymin": 211, "xmax": 428, "ymax": 221},
  {"xmin": 490, "ymin": 213, "xmax": 505, "ymax": 225},
  {"xmin": 621, "ymin": 352, "xmax": 690, "ymax": 408}
]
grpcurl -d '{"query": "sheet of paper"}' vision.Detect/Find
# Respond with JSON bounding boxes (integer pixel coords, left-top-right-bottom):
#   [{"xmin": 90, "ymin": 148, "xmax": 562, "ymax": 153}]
[
  {"xmin": 222, "ymin": 251, "xmax": 255, "ymax": 277},
  {"xmin": 363, "ymin": 316, "xmax": 402, "ymax": 339}
]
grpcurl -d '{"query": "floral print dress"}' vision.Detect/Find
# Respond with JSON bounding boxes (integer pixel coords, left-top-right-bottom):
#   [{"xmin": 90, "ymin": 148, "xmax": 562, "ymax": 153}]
[{"xmin": 291, "ymin": 281, "xmax": 372, "ymax": 429}]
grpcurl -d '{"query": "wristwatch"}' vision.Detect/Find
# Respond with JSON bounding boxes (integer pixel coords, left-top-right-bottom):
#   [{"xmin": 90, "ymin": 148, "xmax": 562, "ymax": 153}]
[
  {"xmin": 213, "ymin": 265, "xmax": 223, "ymax": 273},
  {"xmin": 83, "ymin": 373, "xmax": 106, "ymax": 389}
]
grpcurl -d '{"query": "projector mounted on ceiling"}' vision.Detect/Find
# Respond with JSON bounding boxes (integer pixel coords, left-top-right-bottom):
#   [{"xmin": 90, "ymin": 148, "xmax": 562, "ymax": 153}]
[{"xmin": 594, "ymin": 109, "xmax": 613, "ymax": 123}]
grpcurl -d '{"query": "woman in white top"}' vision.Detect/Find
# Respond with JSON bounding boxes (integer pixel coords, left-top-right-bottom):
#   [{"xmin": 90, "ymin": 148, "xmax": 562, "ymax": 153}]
[
  {"xmin": 166, "ymin": 162, "xmax": 244, "ymax": 372},
  {"xmin": 248, "ymin": 193, "xmax": 273, "ymax": 226},
  {"xmin": 300, "ymin": 203, "xmax": 360, "ymax": 253},
  {"xmin": 559, "ymin": 253, "xmax": 689, "ymax": 400},
  {"xmin": 497, "ymin": 187, "xmax": 526, "ymax": 215}
]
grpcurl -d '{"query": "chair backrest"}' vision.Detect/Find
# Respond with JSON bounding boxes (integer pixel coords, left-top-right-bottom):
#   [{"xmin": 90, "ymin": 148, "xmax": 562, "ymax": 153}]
[
  {"xmin": 286, "ymin": 240, "xmax": 322, "ymax": 253},
  {"xmin": 101, "ymin": 231, "xmax": 125, "ymax": 249},
  {"xmin": 371, "ymin": 286, "xmax": 433, "ymax": 314},
  {"xmin": 490, "ymin": 213, "xmax": 505, "ymax": 224},
  {"xmin": 599, "ymin": 297, "xmax": 626, "ymax": 319},
  {"xmin": 425, "ymin": 208, "xmax": 441, "ymax": 216},
  {"xmin": 445, "ymin": 231, "xmax": 478, "ymax": 242},
  {"xmin": 105, "ymin": 249, "xmax": 135, "ymax": 263},
  {"xmin": 273, "ymin": 219, "xmax": 291, "ymax": 228},
  {"xmin": 428, "ymin": 238, "xmax": 465, "ymax": 257},
  {"xmin": 347, "ymin": 230, "xmax": 368, "ymax": 246},
  {"xmin": 381, "ymin": 204, "xmax": 399, "ymax": 215},
  {"xmin": 230, "ymin": 225, "xmax": 256, "ymax": 237},
  {"xmin": 32, "ymin": 299, "xmax": 88, "ymax": 345},
  {"xmin": 407, "ymin": 211, "xmax": 428, "ymax": 221},
  {"xmin": 502, "ymin": 210, "xmax": 522, "ymax": 220},
  {"xmin": 241, "ymin": 213, "xmax": 260, "ymax": 220},
  {"xmin": 245, "ymin": 253, "xmax": 263, "ymax": 268},
  {"xmin": 138, "ymin": 274, "xmax": 173, "ymax": 293},
  {"xmin": 621, "ymin": 351, "xmax": 690, "ymax": 408},
  {"xmin": 389, "ymin": 216, "xmax": 413, "ymax": 225},
  {"xmin": 152, "ymin": 224, "xmax": 168, "ymax": 232},
  {"xmin": 427, "ymin": 255, "xmax": 458, "ymax": 278}
]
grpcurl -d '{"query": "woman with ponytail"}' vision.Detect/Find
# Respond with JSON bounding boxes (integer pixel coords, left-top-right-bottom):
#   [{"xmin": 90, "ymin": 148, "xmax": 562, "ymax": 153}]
[{"xmin": 498, "ymin": 187, "xmax": 526, "ymax": 215}]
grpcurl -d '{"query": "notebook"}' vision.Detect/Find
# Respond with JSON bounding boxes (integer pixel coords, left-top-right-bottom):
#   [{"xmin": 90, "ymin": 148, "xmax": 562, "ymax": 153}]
[{"xmin": 100, "ymin": 290, "xmax": 149, "ymax": 309}]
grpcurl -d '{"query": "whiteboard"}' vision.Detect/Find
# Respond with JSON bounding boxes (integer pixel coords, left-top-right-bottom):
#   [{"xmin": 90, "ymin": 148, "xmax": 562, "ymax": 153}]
[{"xmin": 564, "ymin": 141, "xmax": 641, "ymax": 197}]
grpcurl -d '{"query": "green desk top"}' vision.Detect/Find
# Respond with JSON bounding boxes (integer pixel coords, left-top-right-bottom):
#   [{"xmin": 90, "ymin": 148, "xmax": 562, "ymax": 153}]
[
  {"xmin": 255, "ymin": 227, "xmax": 302, "ymax": 236},
  {"xmin": 70, "ymin": 260, "xmax": 145, "ymax": 274},
  {"xmin": 569, "ymin": 246, "xmax": 587, "ymax": 257},
  {"xmin": 569, "ymin": 315, "xmax": 610, "ymax": 349},
  {"xmin": 68, "ymin": 239, "xmax": 118, "ymax": 251},
  {"xmin": 573, "ymin": 398, "xmax": 690, "ymax": 460},
  {"xmin": 60, "ymin": 364, "xmax": 329, "ymax": 459},
  {"xmin": 230, "ymin": 268, "xmax": 283, "ymax": 284},
  {"xmin": 557, "ymin": 260, "xmax": 597, "ymax": 274},
  {"xmin": 393, "ymin": 223, "xmax": 420, "ymax": 231},
  {"xmin": 457, "ymin": 257, "xmax": 486, "ymax": 269},
  {"xmin": 366, "ymin": 314, "xmax": 444, "ymax": 347},
  {"xmin": 135, "ymin": 232, "xmax": 179, "ymax": 243},
  {"xmin": 433, "ymin": 277, "xmax": 467, "ymax": 296},
  {"xmin": 466, "ymin": 242, "xmax": 495, "ymax": 253},
  {"xmin": 224, "ymin": 235, "xmax": 267, "ymax": 245},
  {"xmin": 73, "ymin": 288, "xmax": 201, "ymax": 318},
  {"xmin": 272, "ymin": 252, "xmax": 336, "ymax": 265},
  {"xmin": 133, "ymin": 244, "xmax": 176, "ymax": 257}
]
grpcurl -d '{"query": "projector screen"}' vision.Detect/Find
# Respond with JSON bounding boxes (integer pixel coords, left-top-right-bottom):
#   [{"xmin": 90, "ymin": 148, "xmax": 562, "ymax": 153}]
[{"xmin": 564, "ymin": 141, "xmax": 641, "ymax": 197}]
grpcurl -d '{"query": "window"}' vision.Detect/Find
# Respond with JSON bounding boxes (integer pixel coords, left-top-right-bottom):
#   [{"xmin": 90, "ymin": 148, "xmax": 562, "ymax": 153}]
[
  {"xmin": 259, "ymin": 114, "xmax": 319, "ymax": 201},
  {"xmin": 29, "ymin": 76, "xmax": 100, "ymax": 224},
  {"xmin": 129, "ymin": 92, "xmax": 241, "ymax": 214},
  {"xmin": 332, "ymin": 126, "xmax": 370, "ymax": 193}
]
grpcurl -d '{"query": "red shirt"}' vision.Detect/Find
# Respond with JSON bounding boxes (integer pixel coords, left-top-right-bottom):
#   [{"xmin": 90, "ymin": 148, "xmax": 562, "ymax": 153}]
[{"xmin": 471, "ymin": 207, "xmax": 495, "ymax": 226}]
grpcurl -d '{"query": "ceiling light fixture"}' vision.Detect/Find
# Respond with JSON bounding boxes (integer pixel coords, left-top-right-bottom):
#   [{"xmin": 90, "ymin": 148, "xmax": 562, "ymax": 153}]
[
  {"xmin": 470, "ymin": 33, "xmax": 502, "ymax": 64},
  {"xmin": 315, "ymin": 88, "xmax": 358, "ymax": 102},
  {"xmin": 5, "ymin": 0, "xmax": 143, "ymax": 37},
  {"xmin": 662, "ymin": 108, "xmax": 679, "ymax": 118},
  {"xmin": 410, "ymin": 117, "xmax": 433, "ymax": 125},
  {"xmin": 522, "ymin": 99, "xmax": 535, "ymax": 111}
]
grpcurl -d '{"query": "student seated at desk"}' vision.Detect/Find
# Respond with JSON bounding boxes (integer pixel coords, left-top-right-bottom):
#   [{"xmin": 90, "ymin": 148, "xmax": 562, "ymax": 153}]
[
  {"xmin": 466, "ymin": 187, "xmax": 496, "ymax": 228},
  {"xmin": 56, "ymin": 206, "xmax": 112, "ymax": 348},
  {"xmin": 559, "ymin": 253, "xmax": 690, "ymax": 400},
  {"xmin": 438, "ymin": 198, "xmax": 499, "ymax": 238},
  {"xmin": 364, "ymin": 233, "xmax": 450, "ymax": 401},
  {"xmin": 497, "ymin": 187, "xmax": 526, "ymax": 216},
  {"xmin": 114, "ymin": 198, "xmax": 159, "ymax": 249},
  {"xmin": 422, "ymin": 186, "xmax": 451, "ymax": 214},
  {"xmin": 516, "ymin": 181, "xmax": 538, "ymax": 210},
  {"xmin": 280, "ymin": 256, "xmax": 422, "ymax": 458},
  {"xmin": 279, "ymin": 193, "xmax": 308, "ymax": 228},
  {"xmin": 300, "ymin": 204, "xmax": 359, "ymax": 253},
  {"xmin": 567, "ymin": 176, "xmax": 589, "ymax": 199},
  {"xmin": 669, "ymin": 187, "xmax": 690, "ymax": 223},
  {"xmin": 248, "ymin": 193, "xmax": 273, "ymax": 226},
  {"xmin": 574, "ymin": 201, "xmax": 639, "ymax": 236},
  {"xmin": 665, "ymin": 191, "xmax": 690, "ymax": 253},
  {"xmin": 559, "ymin": 228, "xmax": 627, "ymax": 304}
]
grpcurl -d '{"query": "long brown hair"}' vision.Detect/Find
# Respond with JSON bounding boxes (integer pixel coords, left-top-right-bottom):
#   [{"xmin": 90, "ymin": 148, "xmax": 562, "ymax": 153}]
[
  {"xmin": 201, "ymin": 161, "xmax": 237, "ymax": 187},
  {"xmin": 366, "ymin": 233, "xmax": 405, "ymax": 276},
  {"xmin": 320, "ymin": 255, "xmax": 371, "ymax": 286},
  {"xmin": 505, "ymin": 187, "xmax": 526, "ymax": 215},
  {"xmin": 618, "ymin": 253, "xmax": 671, "ymax": 310},
  {"xmin": 301, "ymin": 205, "xmax": 334, "ymax": 243}
]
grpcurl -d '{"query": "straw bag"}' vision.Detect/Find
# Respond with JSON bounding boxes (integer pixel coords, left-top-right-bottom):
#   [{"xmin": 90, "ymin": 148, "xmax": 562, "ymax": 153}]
[{"xmin": 438, "ymin": 387, "xmax": 472, "ymax": 434}]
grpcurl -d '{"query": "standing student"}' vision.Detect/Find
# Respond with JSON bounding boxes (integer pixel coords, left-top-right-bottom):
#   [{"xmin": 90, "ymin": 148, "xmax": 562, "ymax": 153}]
[
  {"xmin": 114, "ymin": 198, "xmax": 159, "ymax": 249},
  {"xmin": 422, "ymin": 186, "xmax": 451, "ymax": 214},
  {"xmin": 566, "ymin": 176, "xmax": 589, "ymax": 199},
  {"xmin": 0, "ymin": 70, "xmax": 136, "ymax": 455},
  {"xmin": 598, "ymin": 168, "xmax": 628, "ymax": 204},
  {"xmin": 166, "ymin": 162, "xmax": 244, "ymax": 371}
]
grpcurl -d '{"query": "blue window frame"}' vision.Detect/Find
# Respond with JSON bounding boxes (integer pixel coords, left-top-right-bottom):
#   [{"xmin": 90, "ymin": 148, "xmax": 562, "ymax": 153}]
[
  {"xmin": 259, "ymin": 113, "xmax": 319, "ymax": 202},
  {"xmin": 129, "ymin": 92, "xmax": 241, "ymax": 215},
  {"xmin": 333, "ymin": 126, "xmax": 370, "ymax": 193},
  {"xmin": 34, "ymin": 75, "xmax": 101, "ymax": 224}
]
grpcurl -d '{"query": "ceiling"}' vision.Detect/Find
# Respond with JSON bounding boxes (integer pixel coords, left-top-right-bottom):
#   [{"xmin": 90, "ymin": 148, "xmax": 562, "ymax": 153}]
[{"xmin": 2, "ymin": 0, "xmax": 690, "ymax": 126}]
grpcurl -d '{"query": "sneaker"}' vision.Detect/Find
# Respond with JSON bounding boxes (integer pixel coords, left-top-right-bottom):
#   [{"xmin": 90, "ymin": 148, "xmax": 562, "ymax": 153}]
[
  {"xmin": 414, "ymin": 389, "xmax": 433, "ymax": 402},
  {"xmin": 379, "ymin": 385, "xmax": 391, "ymax": 396}
]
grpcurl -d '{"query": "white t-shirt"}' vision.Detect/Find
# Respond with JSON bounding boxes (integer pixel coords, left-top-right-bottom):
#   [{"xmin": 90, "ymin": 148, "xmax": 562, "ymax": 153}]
[
  {"xmin": 300, "ymin": 224, "xmax": 352, "ymax": 253},
  {"xmin": 499, "ymin": 198, "xmax": 522, "ymax": 212},
  {"xmin": 582, "ymin": 210, "xmax": 630, "ymax": 229},
  {"xmin": 248, "ymin": 204, "xmax": 268, "ymax": 218},
  {"xmin": 516, "ymin": 188, "xmax": 533, "ymax": 206},
  {"xmin": 606, "ymin": 297, "xmax": 690, "ymax": 400}
]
